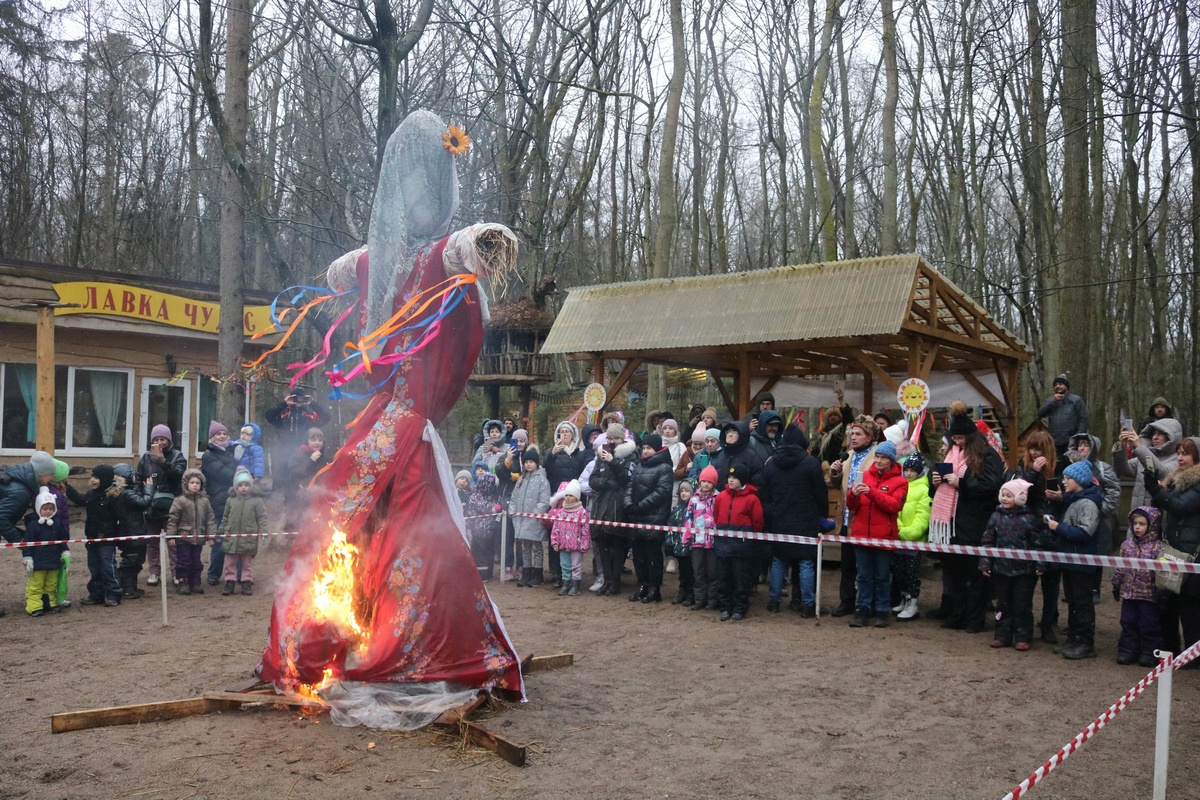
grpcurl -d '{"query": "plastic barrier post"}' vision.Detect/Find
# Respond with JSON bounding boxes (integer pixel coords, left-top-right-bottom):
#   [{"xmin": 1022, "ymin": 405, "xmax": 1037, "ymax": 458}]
[
  {"xmin": 159, "ymin": 531, "xmax": 170, "ymax": 627},
  {"xmin": 1153, "ymin": 650, "xmax": 1173, "ymax": 800},
  {"xmin": 814, "ymin": 536, "xmax": 823, "ymax": 621},
  {"xmin": 499, "ymin": 511, "xmax": 509, "ymax": 583}
]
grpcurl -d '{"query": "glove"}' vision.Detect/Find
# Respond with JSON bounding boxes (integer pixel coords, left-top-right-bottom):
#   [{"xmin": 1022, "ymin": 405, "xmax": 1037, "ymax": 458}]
[
  {"xmin": 23, "ymin": 557, "xmax": 33, "ymax": 576},
  {"xmin": 1112, "ymin": 586, "xmax": 1121, "ymax": 602},
  {"xmin": 1143, "ymin": 467, "xmax": 1160, "ymax": 495},
  {"xmin": 61, "ymin": 551, "xmax": 71, "ymax": 564}
]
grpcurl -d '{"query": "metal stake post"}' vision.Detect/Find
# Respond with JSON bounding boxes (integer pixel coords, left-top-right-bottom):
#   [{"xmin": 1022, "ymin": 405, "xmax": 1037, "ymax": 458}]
[{"xmin": 159, "ymin": 531, "xmax": 170, "ymax": 626}]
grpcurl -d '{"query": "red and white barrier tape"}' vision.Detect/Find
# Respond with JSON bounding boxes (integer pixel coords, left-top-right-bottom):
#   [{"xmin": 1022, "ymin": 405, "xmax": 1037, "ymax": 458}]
[
  {"xmin": 1, "ymin": 531, "xmax": 300, "ymax": 548},
  {"xmin": 1002, "ymin": 638, "xmax": 1200, "ymax": 800},
  {"xmin": 506, "ymin": 512, "xmax": 1200, "ymax": 573}
]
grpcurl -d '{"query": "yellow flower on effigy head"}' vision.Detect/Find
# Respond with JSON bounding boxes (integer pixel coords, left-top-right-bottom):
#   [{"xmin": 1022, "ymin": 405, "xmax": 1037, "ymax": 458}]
[{"xmin": 441, "ymin": 124, "xmax": 470, "ymax": 156}]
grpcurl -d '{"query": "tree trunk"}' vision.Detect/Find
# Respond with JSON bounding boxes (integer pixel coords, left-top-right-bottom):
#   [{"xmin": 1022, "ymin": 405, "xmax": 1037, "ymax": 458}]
[
  {"xmin": 880, "ymin": 0, "xmax": 899, "ymax": 255},
  {"xmin": 809, "ymin": 0, "xmax": 840, "ymax": 262},
  {"xmin": 1177, "ymin": 0, "xmax": 1200, "ymax": 431}
]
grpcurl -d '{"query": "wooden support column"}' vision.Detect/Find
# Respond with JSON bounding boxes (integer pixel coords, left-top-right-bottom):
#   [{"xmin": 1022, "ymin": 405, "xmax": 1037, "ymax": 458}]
[
  {"xmin": 485, "ymin": 386, "xmax": 501, "ymax": 420},
  {"xmin": 591, "ymin": 354, "xmax": 604, "ymax": 385},
  {"xmin": 862, "ymin": 371, "xmax": 874, "ymax": 415},
  {"xmin": 736, "ymin": 350, "xmax": 751, "ymax": 418},
  {"xmin": 710, "ymin": 370, "xmax": 737, "ymax": 417},
  {"xmin": 36, "ymin": 305, "xmax": 55, "ymax": 452}
]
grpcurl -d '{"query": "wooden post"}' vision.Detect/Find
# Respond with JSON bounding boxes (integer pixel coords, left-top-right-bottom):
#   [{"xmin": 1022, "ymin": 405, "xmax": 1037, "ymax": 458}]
[
  {"xmin": 35, "ymin": 305, "xmax": 55, "ymax": 452},
  {"xmin": 737, "ymin": 350, "xmax": 751, "ymax": 418},
  {"xmin": 485, "ymin": 386, "xmax": 500, "ymax": 420},
  {"xmin": 862, "ymin": 371, "xmax": 874, "ymax": 415}
]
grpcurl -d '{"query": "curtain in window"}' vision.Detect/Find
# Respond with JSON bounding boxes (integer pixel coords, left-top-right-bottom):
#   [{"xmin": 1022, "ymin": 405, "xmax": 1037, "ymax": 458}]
[
  {"xmin": 14, "ymin": 364, "xmax": 37, "ymax": 442},
  {"xmin": 87, "ymin": 370, "xmax": 125, "ymax": 446}
]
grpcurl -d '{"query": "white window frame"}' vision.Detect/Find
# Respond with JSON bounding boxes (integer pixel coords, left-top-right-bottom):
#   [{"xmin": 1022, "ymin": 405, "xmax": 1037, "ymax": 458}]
[
  {"xmin": 0, "ymin": 364, "xmax": 135, "ymax": 457},
  {"xmin": 138, "ymin": 376, "xmax": 193, "ymax": 459}
]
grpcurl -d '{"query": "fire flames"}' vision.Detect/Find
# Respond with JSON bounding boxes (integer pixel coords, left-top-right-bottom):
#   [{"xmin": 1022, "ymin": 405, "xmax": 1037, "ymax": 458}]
[{"xmin": 294, "ymin": 529, "xmax": 368, "ymax": 701}]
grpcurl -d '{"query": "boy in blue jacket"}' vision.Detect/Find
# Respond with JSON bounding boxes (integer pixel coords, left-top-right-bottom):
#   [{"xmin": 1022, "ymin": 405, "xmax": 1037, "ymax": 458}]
[{"xmin": 1045, "ymin": 461, "xmax": 1103, "ymax": 660}]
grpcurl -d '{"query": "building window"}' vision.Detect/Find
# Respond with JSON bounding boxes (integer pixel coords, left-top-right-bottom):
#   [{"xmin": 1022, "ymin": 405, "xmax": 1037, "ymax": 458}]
[
  {"xmin": 1, "ymin": 364, "xmax": 132, "ymax": 454},
  {"xmin": 196, "ymin": 378, "xmax": 249, "ymax": 457}
]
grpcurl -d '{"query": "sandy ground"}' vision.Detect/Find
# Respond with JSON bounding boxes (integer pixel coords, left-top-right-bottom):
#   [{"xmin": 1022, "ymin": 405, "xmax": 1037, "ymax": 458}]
[{"xmin": 2, "ymin": 535, "xmax": 1199, "ymax": 800}]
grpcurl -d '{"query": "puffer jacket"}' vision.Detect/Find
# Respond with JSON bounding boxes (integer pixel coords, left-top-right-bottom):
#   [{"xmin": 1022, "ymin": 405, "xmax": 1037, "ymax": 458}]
[
  {"xmin": 1112, "ymin": 507, "xmax": 1164, "ymax": 602},
  {"xmin": 166, "ymin": 468, "xmax": 217, "ymax": 544},
  {"xmin": 624, "ymin": 447, "xmax": 674, "ymax": 537},
  {"xmin": 549, "ymin": 501, "xmax": 590, "ymax": 552},
  {"xmin": 846, "ymin": 459, "xmax": 908, "ymax": 541},
  {"xmin": 1052, "ymin": 483, "xmax": 1103, "ymax": 573},
  {"xmin": 110, "ymin": 469, "xmax": 153, "ymax": 538},
  {"xmin": 1067, "ymin": 433, "xmax": 1121, "ymax": 515},
  {"xmin": 543, "ymin": 421, "xmax": 587, "ymax": 493},
  {"xmin": 0, "ymin": 462, "xmax": 42, "ymax": 543},
  {"xmin": 898, "ymin": 474, "xmax": 932, "ymax": 542},
  {"xmin": 748, "ymin": 409, "xmax": 783, "ymax": 464},
  {"xmin": 134, "ymin": 443, "xmax": 189, "ymax": 518},
  {"xmin": 21, "ymin": 508, "xmax": 69, "ymax": 570},
  {"xmin": 588, "ymin": 441, "xmax": 637, "ymax": 542},
  {"xmin": 1113, "ymin": 418, "xmax": 1183, "ymax": 510},
  {"xmin": 64, "ymin": 477, "xmax": 123, "ymax": 540},
  {"xmin": 235, "ymin": 423, "xmax": 266, "ymax": 479},
  {"xmin": 712, "ymin": 483, "xmax": 764, "ymax": 558},
  {"xmin": 711, "ymin": 421, "xmax": 764, "ymax": 490},
  {"xmin": 1150, "ymin": 462, "xmax": 1200, "ymax": 559},
  {"xmin": 201, "ymin": 442, "xmax": 239, "ymax": 523},
  {"xmin": 1037, "ymin": 390, "xmax": 1090, "ymax": 449},
  {"xmin": 681, "ymin": 489, "xmax": 718, "ymax": 549},
  {"xmin": 758, "ymin": 425, "xmax": 828, "ymax": 559},
  {"xmin": 219, "ymin": 491, "xmax": 268, "ymax": 555},
  {"xmin": 949, "ymin": 447, "xmax": 1006, "ymax": 546},
  {"xmin": 510, "ymin": 466, "xmax": 551, "ymax": 542},
  {"xmin": 979, "ymin": 505, "xmax": 1046, "ymax": 576}
]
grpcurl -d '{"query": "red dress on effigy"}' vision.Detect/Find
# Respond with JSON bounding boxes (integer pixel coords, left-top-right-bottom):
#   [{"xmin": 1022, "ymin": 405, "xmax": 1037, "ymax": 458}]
[{"xmin": 258, "ymin": 238, "xmax": 523, "ymax": 699}]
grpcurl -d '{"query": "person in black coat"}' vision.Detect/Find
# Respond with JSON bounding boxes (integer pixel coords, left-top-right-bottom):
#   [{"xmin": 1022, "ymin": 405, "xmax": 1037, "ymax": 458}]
[
  {"xmin": 201, "ymin": 422, "xmax": 240, "ymax": 585},
  {"xmin": 931, "ymin": 410, "xmax": 1005, "ymax": 633},
  {"xmin": 112, "ymin": 464, "xmax": 154, "ymax": 599},
  {"xmin": 624, "ymin": 433, "xmax": 675, "ymax": 603},
  {"xmin": 758, "ymin": 424, "xmax": 829, "ymax": 616},
  {"xmin": 542, "ymin": 420, "xmax": 590, "ymax": 588},
  {"xmin": 65, "ymin": 464, "xmax": 124, "ymax": 606},
  {"xmin": 135, "ymin": 424, "xmax": 190, "ymax": 586},
  {"xmin": 589, "ymin": 425, "xmax": 637, "ymax": 596},
  {"xmin": 1145, "ymin": 436, "xmax": 1200, "ymax": 657},
  {"xmin": 711, "ymin": 421, "xmax": 764, "ymax": 491}
]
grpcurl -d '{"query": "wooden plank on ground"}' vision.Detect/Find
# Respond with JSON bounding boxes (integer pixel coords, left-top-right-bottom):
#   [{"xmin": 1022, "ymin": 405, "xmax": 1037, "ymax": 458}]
[
  {"xmin": 525, "ymin": 653, "xmax": 574, "ymax": 672},
  {"xmin": 202, "ymin": 691, "xmax": 323, "ymax": 710},
  {"xmin": 457, "ymin": 720, "xmax": 527, "ymax": 767},
  {"xmin": 433, "ymin": 692, "xmax": 487, "ymax": 725},
  {"xmin": 51, "ymin": 697, "xmax": 243, "ymax": 734}
]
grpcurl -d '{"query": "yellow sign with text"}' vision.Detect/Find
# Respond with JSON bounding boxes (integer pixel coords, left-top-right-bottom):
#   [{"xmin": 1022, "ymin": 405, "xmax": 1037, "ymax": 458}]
[{"xmin": 52, "ymin": 282, "xmax": 278, "ymax": 337}]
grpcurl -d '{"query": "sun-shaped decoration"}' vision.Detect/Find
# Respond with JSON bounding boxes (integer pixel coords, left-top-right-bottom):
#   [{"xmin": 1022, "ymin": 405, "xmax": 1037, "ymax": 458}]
[{"xmin": 441, "ymin": 125, "xmax": 470, "ymax": 156}]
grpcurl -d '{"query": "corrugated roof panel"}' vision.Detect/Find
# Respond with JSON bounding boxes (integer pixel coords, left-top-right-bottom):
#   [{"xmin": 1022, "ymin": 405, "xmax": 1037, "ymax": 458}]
[{"xmin": 541, "ymin": 256, "xmax": 921, "ymax": 354}]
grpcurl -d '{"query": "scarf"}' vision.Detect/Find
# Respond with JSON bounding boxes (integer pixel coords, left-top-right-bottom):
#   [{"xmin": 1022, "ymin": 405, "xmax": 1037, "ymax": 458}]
[
  {"xmin": 929, "ymin": 446, "xmax": 967, "ymax": 544},
  {"xmin": 209, "ymin": 437, "xmax": 228, "ymax": 451},
  {"xmin": 562, "ymin": 496, "xmax": 583, "ymax": 513}
]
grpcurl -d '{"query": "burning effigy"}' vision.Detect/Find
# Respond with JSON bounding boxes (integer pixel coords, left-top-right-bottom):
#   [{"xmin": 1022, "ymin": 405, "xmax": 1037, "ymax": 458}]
[{"xmin": 251, "ymin": 110, "xmax": 524, "ymax": 729}]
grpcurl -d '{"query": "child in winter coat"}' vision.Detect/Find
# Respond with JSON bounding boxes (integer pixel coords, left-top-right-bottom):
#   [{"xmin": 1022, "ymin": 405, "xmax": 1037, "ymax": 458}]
[
  {"xmin": 456, "ymin": 470, "xmax": 474, "ymax": 513},
  {"xmin": 683, "ymin": 465, "xmax": 720, "ymax": 610},
  {"xmin": 65, "ymin": 464, "xmax": 124, "ymax": 607},
  {"xmin": 111, "ymin": 463, "xmax": 154, "ymax": 599},
  {"xmin": 466, "ymin": 463, "xmax": 502, "ymax": 581},
  {"xmin": 283, "ymin": 427, "xmax": 330, "ymax": 533},
  {"xmin": 892, "ymin": 454, "xmax": 932, "ymax": 621},
  {"xmin": 667, "ymin": 480, "xmax": 695, "ymax": 605},
  {"xmin": 46, "ymin": 458, "xmax": 72, "ymax": 608},
  {"xmin": 712, "ymin": 465, "xmax": 764, "ymax": 621},
  {"xmin": 167, "ymin": 468, "xmax": 217, "ymax": 594},
  {"xmin": 1046, "ymin": 460, "xmax": 1104, "ymax": 660},
  {"xmin": 1112, "ymin": 506, "xmax": 1165, "ymax": 667},
  {"xmin": 235, "ymin": 423, "xmax": 266, "ymax": 482},
  {"xmin": 980, "ymin": 478, "xmax": 1046, "ymax": 650},
  {"xmin": 845, "ymin": 441, "xmax": 908, "ymax": 628},
  {"xmin": 510, "ymin": 449, "xmax": 551, "ymax": 586},
  {"xmin": 219, "ymin": 468, "xmax": 268, "ymax": 596},
  {"xmin": 549, "ymin": 480, "xmax": 590, "ymax": 596},
  {"xmin": 21, "ymin": 488, "xmax": 69, "ymax": 615}
]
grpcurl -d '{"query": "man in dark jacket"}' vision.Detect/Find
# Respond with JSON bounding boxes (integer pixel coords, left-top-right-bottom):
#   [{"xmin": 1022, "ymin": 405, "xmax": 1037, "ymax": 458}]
[
  {"xmin": 624, "ymin": 434, "xmax": 674, "ymax": 603},
  {"xmin": 711, "ymin": 421, "xmax": 764, "ymax": 490},
  {"xmin": 748, "ymin": 409, "xmax": 784, "ymax": 464},
  {"xmin": 1037, "ymin": 374, "xmax": 1089, "ymax": 458},
  {"xmin": 0, "ymin": 450, "xmax": 56, "ymax": 544},
  {"xmin": 758, "ymin": 425, "xmax": 829, "ymax": 616}
]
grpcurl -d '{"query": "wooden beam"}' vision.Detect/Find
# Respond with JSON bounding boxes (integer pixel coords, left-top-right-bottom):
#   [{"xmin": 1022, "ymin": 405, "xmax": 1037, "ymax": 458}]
[
  {"xmin": 202, "ymin": 691, "xmax": 323, "ymax": 709},
  {"xmin": 958, "ymin": 370, "xmax": 1007, "ymax": 416},
  {"xmin": 524, "ymin": 653, "xmax": 575, "ymax": 672},
  {"xmin": 606, "ymin": 358, "xmax": 643, "ymax": 400},
  {"xmin": 757, "ymin": 375, "xmax": 781, "ymax": 396},
  {"xmin": 591, "ymin": 355, "xmax": 604, "ymax": 385},
  {"xmin": 36, "ymin": 305, "xmax": 55, "ymax": 452},
  {"xmin": 851, "ymin": 351, "xmax": 901, "ymax": 396},
  {"xmin": 736, "ymin": 350, "xmax": 751, "ymax": 418},
  {"xmin": 52, "ymin": 697, "xmax": 244, "ymax": 734},
  {"xmin": 711, "ymin": 371, "xmax": 737, "ymax": 416},
  {"xmin": 919, "ymin": 344, "xmax": 941, "ymax": 378}
]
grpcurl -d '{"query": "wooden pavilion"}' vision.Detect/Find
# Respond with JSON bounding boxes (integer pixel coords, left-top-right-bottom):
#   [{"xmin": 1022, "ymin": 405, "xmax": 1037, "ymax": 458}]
[{"xmin": 539, "ymin": 255, "xmax": 1032, "ymax": 463}]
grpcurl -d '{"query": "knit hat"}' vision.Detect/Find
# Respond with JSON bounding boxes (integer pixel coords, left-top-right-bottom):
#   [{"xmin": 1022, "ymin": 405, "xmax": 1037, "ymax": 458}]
[
  {"xmin": 660, "ymin": 418, "xmax": 679, "ymax": 435},
  {"xmin": 1000, "ymin": 478, "xmax": 1033, "ymax": 505},
  {"xmin": 35, "ymin": 487, "xmax": 57, "ymax": 511},
  {"xmin": 948, "ymin": 410, "xmax": 976, "ymax": 437},
  {"xmin": 150, "ymin": 424, "xmax": 173, "ymax": 444},
  {"xmin": 678, "ymin": 479, "xmax": 693, "ymax": 494},
  {"xmin": 1054, "ymin": 373, "xmax": 1070, "ymax": 389},
  {"xmin": 698, "ymin": 465, "xmax": 719, "ymax": 485},
  {"xmin": 564, "ymin": 479, "xmax": 582, "ymax": 499},
  {"xmin": 52, "ymin": 459, "xmax": 69, "ymax": 482},
  {"xmin": 847, "ymin": 415, "xmax": 877, "ymax": 440},
  {"xmin": 902, "ymin": 453, "xmax": 926, "ymax": 474},
  {"xmin": 703, "ymin": 407, "xmax": 718, "ymax": 421},
  {"xmin": 642, "ymin": 433, "xmax": 663, "ymax": 452},
  {"xmin": 606, "ymin": 422, "xmax": 625, "ymax": 439},
  {"xmin": 705, "ymin": 428, "xmax": 721, "ymax": 441},
  {"xmin": 209, "ymin": 421, "xmax": 228, "ymax": 439},
  {"xmin": 455, "ymin": 469, "xmax": 472, "ymax": 483},
  {"xmin": 728, "ymin": 464, "xmax": 751, "ymax": 486},
  {"xmin": 472, "ymin": 460, "xmax": 490, "ymax": 473},
  {"xmin": 233, "ymin": 467, "xmax": 253, "ymax": 486},
  {"xmin": 875, "ymin": 441, "xmax": 897, "ymax": 462},
  {"xmin": 521, "ymin": 448, "xmax": 540, "ymax": 466},
  {"xmin": 30, "ymin": 450, "xmax": 56, "ymax": 478},
  {"xmin": 883, "ymin": 420, "xmax": 909, "ymax": 445},
  {"xmin": 92, "ymin": 464, "xmax": 115, "ymax": 487},
  {"xmin": 1063, "ymin": 460, "xmax": 1093, "ymax": 488},
  {"xmin": 512, "ymin": 429, "xmax": 529, "ymax": 443},
  {"xmin": 690, "ymin": 423, "xmax": 707, "ymax": 444}
]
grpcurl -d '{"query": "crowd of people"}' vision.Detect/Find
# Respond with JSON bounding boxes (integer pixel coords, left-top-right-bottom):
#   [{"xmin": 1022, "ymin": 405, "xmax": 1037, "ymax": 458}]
[
  {"xmin": 0, "ymin": 387, "xmax": 333, "ymax": 617},
  {"xmin": 459, "ymin": 385, "xmax": 1200, "ymax": 665}
]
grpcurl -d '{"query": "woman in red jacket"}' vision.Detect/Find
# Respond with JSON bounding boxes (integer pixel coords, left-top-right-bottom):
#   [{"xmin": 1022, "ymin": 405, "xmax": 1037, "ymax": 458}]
[
  {"xmin": 846, "ymin": 441, "xmax": 908, "ymax": 628},
  {"xmin": 712, "ymin": 465, "xmax": 765, "ymax": 621}
]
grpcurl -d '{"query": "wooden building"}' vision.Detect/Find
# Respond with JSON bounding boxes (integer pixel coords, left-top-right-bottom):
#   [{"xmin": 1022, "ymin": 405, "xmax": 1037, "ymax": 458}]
[{"xmin": 0, "ymin": 258, "xmax": 278, "ymax": 472}]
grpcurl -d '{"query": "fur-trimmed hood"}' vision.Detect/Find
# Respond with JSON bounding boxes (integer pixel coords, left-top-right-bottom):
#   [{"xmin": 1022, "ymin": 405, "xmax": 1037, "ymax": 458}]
[
  {"xmin": 105, "ymin": 474, "xmax": 128, "ymax": 499},
  {"xmin": 1068, "ymin": 433, "xmax": 1104, "ymax": 463},
  {"xmin": 1165, "ymin": 459, "xmax": 1200, "ymax": 493},
  {"xmin": 181, "ymin": 467, "xmax": 207, "ymax": 496},
  {"xmin": 613, "ymin": 440, "xmax": 638, "ymax": 460}
]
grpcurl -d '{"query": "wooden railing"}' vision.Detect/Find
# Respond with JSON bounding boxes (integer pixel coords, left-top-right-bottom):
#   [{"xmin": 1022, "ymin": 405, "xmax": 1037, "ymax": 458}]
[{"xmin": 472, "ymin": 351, "xmax": 554, "ymax": 378}]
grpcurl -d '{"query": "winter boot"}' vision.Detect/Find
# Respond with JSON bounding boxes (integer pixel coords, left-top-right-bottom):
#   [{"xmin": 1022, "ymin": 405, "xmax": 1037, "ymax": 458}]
[
  {"xmin": 177, "ymin": 583, "xmax": 191, "ymax": 596},
  {"xmin": 558, "ymin": 579, "xmax": 571, "ymax": 596},
  {"xmin": 191, "ymin": 583, "xmax": 205, "ymax": 594},
  {"xmin": 849, "ymin": 608, "xmax": 870, "ymax": 628},
  {"xmin": 641, "ymin": 585, "xmax": 662, "ymax": 603},
  {"xmin": 550, "ymin": 573, "xmax": 563, "ymax": 589},
  {"xmin": 530, "ymin": 570, "xmax": 544, "ymax": 586},
  {"xmin": 222, "ymin": 581, "xmax": 236, "ymax": 596},
  {"xmin": 567, "ymin": 580, "xmax": 581, "ymax": 597},
  {"xmin": 241, "ymin": 580, "xmax": 253, "ymax": 596},
  {"xmin": 629, "ymin": 584, "xmax": 648, "ymax": 602},
  {"xmin": 671, "ymin": 588, "xmax": 689, "ymax": 605},
  {"xmin": 516, "ymin": 567, "xmax": 530, "ymax": 588},
  {"xmin": 926, "ymin": 594, "xmax": 953, "ymax": 620},
  {"xmin": 897, "ymin": 595, "xmax": 920, "ymax": 620}
]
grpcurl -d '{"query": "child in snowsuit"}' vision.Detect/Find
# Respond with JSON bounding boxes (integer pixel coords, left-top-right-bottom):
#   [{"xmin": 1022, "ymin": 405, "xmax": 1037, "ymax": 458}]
[
  {"xmin": 712, "ymin": 465, "xmax": 764, "ymax": 621},
  {"xmin": 219, "ymin": 468, "xmax": 268, "ymax": 596},
  {"xmin": 167, "ymin": 468, "xmax": 217, "ymax": 594},
  {"xmin": 456, "ymin": 470, "xmax": 474, "ymax": 514},
  {"xmin": 235, "ymin": 423, "xmax": 266, "ymax": 482},
  {"xmin": 1112, "ymin": 506, "xmax": 1165, "ymax": 667},
  {"xmin": 21, "ymin": 488, "xmax": 69, "ymax": 615},
  {"xmin": 466, "ymin": 462, "xmax": 501, "ymax": 581},
  {"xmin": 667, "ymin": 480, "xmax": 695, "ymax": 605},
  {"xmin": 893, "ymin": 453, "xmax": 931, "ymax": 621},
  {"xmin": 65, "ymin": 464, "xmax": 123, "ymax": 607},
  {"xmin": 510, "ymin": 449, "xmax": 551, "ymax": 586},
  {"xmin": 980, "ymin": 478, "xmax": 1045, "ymax": 650},
  {"xmin": 683, "ymin": 465, "xmax": 720, "ymax": 610},
  {"xmin": 549, "ymin": 479, "xmax": 590, "ymax": 596}
]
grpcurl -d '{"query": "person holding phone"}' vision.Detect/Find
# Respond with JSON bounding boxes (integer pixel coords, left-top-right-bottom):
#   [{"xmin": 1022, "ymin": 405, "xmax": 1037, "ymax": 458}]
[
  {"xmin": 1113, "ymin": 418, "xmax": 1183, "ymax": 512},
  {"xmin": 135, "ymin": 425, "xmax": 189, "ymax": 586}
]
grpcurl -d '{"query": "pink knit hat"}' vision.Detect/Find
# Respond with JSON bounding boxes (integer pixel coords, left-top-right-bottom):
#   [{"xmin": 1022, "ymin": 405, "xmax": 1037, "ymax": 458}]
[
  {"xmin": 1000, "ymin": 478, "xmax": 1033, "ymax": 505},
  {"xmin": 698, "ymin": 465, "xmax": 719, "ymax": 485},
  {"xmin": 691, "ymin": 422, "xmax": 707, "ymax": 444}
]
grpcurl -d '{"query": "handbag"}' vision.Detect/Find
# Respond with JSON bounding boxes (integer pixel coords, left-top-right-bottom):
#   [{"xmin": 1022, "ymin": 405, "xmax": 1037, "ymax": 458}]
[
  {"xmin": 1155, "ymin": 543, "xmax": 1195, "ymax": 595},
  {"xmin": 150, "ymin": 491, "xmax": 176, "ymax": 516}
]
